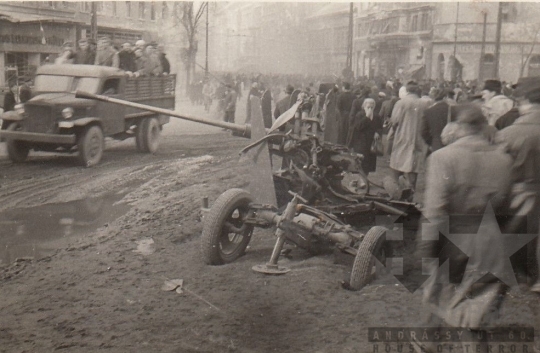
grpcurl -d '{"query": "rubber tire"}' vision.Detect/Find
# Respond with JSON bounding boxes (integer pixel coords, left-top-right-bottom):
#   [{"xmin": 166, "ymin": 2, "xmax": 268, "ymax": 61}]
[
  {"xmin": 136, "ymin": 117, "xmax": 160, "ymax": 153},
  {"xmin": 349, "ymin": 226, "xmax": 387, "ymax": 291},
  {"xmin": 77, "ymin": 125, "xmax": 104, "ymax": 167},
  {"xmin": 201, "ymin": 188, "xmax": 254, "ymax": 265},
  {"xmin": 6, "ymin": 122, "xmax": 30, "ymax": 163}
]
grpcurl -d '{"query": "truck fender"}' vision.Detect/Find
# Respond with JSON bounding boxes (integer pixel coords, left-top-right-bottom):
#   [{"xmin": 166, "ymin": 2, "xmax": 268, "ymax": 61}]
[
  {"xmin": 73, "ymin": 117, "xmax": 102, "ymax": 127},
  {"xmin": 1, "ymin": 111, "xmax": 24, "ymax": 121}
]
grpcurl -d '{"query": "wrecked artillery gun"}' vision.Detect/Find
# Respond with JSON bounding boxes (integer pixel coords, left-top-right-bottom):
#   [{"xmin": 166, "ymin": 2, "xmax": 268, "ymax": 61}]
[
  {"xmin": 76, "ymin": 87, "xmax": 421, "ymax": 290},
  {"xmin": 200, "ymin": 91, "xmax": 422, "ymax": 290}
]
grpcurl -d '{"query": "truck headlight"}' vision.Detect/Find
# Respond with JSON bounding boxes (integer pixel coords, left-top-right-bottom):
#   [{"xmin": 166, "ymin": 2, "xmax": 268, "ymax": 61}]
[
  {"xmin": 14, "ymin": 104, "xmax": 24, "ymax": 114},
  {"xmin": 62, "ymin": 107, "xmax": 74, "ymax": 119}
]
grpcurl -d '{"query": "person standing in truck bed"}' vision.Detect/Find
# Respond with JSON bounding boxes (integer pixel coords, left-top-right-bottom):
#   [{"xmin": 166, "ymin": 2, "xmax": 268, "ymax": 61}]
[{"xmin": 94, "ymin": 36, "xmax": 119, "ymax": 68}]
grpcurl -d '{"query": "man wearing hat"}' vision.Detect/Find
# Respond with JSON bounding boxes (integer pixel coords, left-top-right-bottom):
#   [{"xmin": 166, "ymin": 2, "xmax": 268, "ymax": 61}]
[
  {"xmin": 416, "ymin": 103, "xmax": 513, "ymax": 353},
  {"xmin": 387, "ymin": 81, "xmax": 430, "ymax": 199},
  {"xmin": 481, "ymin": 79, "xmax": 514, "ymax": 126},
  {"xmin": 497, "ymin": 76, "xmax": 540, "ymax": 293},
  {"xmin": 74, "ymin": 38, "xmax": 95, "ymax": 65},
  {"xmin": 273, "ymin": 84, "xmax": 294, "ymax": 120},
  {"xmin": 94, "ymin": 36, "xmax": 119, "ymax": 68}
]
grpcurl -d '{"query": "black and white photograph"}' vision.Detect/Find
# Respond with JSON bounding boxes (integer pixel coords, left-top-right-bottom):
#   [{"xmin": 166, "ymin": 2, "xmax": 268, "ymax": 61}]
[{"xmin": 0, "ymin": 1, "xmax": 540, "ymax": 352}]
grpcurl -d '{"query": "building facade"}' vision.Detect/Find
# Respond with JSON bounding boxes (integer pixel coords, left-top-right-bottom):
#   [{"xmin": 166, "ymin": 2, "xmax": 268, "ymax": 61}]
[
  {"xmin": 354, "ymin": 2, "xmax": 540, "ymax": 83},
  {"xmin": 0, "ymin": 1, "xmax": 178, "ymax": 87}
]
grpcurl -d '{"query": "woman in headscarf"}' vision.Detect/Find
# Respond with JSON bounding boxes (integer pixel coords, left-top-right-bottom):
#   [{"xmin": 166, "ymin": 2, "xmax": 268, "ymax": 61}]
[{"xmin": 346, "ymin": 97, "xmax": 383, "ymax": 176}]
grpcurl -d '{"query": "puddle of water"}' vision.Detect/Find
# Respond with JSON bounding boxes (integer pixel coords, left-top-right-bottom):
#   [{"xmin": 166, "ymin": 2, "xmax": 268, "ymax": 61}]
[{"xmin": 0, "ymin": 193, "xmax": 130, "ymax": 265}]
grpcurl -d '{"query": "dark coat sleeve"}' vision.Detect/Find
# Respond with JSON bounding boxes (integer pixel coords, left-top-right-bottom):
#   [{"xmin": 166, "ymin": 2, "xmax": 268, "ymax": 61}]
[
  {"xmin": 421, "ymin": 113, "xmax": 432, "ymax": 147},
  {"xmin": 3, "ymin": 92, "xmax": 16, "ymax": 111}
]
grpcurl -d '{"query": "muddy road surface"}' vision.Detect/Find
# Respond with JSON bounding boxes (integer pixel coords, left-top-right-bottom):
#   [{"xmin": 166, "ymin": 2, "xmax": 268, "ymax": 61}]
[{"xmin": 0, "ymin": 101, "xmax": 539, "ymax": 353}]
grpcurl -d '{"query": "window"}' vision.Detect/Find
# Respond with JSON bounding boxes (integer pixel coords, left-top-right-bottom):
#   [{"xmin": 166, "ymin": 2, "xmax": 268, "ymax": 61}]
[
  {"xmin": 162, "ymin": 2, "xmax": 168, "ymax": 19},
  {"xmin": 411, "ymin": 15, "xmax": 418, "ymax": 32},
  {"xmin": 112, "ymin": 2, "xmax": 117, "ymax": 16},
  {"xmin": 139, "ymin": 2, "xmax": 145, "ymax": 19},
  {"xmin": 420, "ymin": 13, "xmax": 428, "ymax": 31},
  {"xmin": 151, "ymin": 2, "xmax": 156, "ymax": 20},
  {"xmin": 96, "ymin": 1, "xmax": 103, "ymax": 13},
  {"xmin": 501, "ymin": 3, "xmax": 517, "ymax": 22},
  {"xmin": 81, "ymin": 2, "xmax": 91, "ymax": 12},
  {"xmin": 126, "ymin": 2, "xmax": 132, "ymax": 18},
  {"xmin": 483, "ymin": 53, "xmax": 495, "ymax": 64},
  {"xmin": 101, "ymin": 79, "xmax": 120, "ymax": 95}
]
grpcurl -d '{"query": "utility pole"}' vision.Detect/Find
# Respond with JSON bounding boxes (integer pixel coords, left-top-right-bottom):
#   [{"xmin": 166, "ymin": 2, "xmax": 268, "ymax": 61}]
[
  {"xmin": 90, "ymin": 2, "xmax": 98, "ymax": 40},
  {"xmin": 493, "ymin": 2, "xmax": 503, "ymax": 79},
  {"xmin": 205, "ymin": 2, "xmax": 209, "ymax": 78},
  {"xmin": 478, "ymin": 11, "xmax": 488, "ymax": 82},
  {"xmin": 346, "ymin": 2, "xmax": 353, "ymax": 71},
  {"xmin": 453, "ymin": 2, "xmax": 459, "ymax": 58}
]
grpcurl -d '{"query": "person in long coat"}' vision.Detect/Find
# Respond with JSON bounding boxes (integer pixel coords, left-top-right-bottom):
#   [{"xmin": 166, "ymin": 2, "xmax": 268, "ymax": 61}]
[
  {"xmin": 260, "ymin": 85, "xmax": 273, "ymax": 129},
  {"xmin": 416, "ymin": 104, "xmax": 513, "ymax": 352},
  {"xmin": 388, "ymin": 82, "xmax": 430, "ymax": 193},
  {"xmin": 322, "ymin": 86, "xmax": 340, "ymax": 144},
  {"xmin": 337, "ymin": 82, "xmax": 355, "ymax": 145},
  {"xmin": 346, "ymin": 98, "xmax": 383, "ymax": 175},
  {"xmin": 496, "ymin": 76, "xmax": 540, "ymax": 292}
]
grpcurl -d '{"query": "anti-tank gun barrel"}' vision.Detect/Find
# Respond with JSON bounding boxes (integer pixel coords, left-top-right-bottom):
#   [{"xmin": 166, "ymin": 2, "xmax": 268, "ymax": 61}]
[{"xmin": 74, "ymin": 90, "xmax": 251, "ymax": 137}]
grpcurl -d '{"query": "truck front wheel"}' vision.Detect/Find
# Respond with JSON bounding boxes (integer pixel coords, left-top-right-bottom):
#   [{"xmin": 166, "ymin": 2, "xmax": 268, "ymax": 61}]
[
  {"xmin": 77, "ymin": 125, "xmax": 104, "ymax": 167},
  {"xmin": 6, "ymin": 122, "xmax": 30, "ymax": 163},
  {"xmin": 136, "ymin": 117, "xmax": 160, "ymax": 154}
]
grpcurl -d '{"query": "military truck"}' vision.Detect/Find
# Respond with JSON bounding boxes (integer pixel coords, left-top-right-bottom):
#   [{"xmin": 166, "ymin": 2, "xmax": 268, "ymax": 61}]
[{"xmin": 0, "ymin": 64, "xmax": 175, "ymax": 167}]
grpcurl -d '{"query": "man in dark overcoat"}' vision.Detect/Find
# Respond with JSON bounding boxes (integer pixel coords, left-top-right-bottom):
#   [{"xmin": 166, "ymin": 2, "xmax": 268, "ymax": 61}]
[
  {"xmin": 421, "ymin": 88, "xmax": 454, "ymax": 153},
  {"xmin": 336, "ymin": 82, "xmax": 354, "ymax": 145},
  {"xmin": 274, "ymin": 84, "xmax": 294, "ymax": 119}
]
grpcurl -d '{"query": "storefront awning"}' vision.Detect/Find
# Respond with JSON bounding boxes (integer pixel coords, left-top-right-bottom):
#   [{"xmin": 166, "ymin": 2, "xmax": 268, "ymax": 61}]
[{"xmin": 0, "ymin": 12, "xmax": 83, "ymax": 25}]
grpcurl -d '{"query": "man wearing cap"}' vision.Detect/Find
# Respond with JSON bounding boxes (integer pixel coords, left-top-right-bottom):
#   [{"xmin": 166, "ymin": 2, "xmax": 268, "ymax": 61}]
[
  {"xmin": 387, "ymin": 81, "xmax": 430, "ymax": 199},
  {"xmin": 274, "ymin": 84, "xmax": 294, "ymax": 120},
  {"xmin": 94, "ymin": 36, "xmax": 119, "ymax": 68},
  {"xmin": 416, "ymin": 103, "xmax": 513, "ymax": 353},
  {"xmin": 481, "ymin": 79, "xmax": 514, "ymax": 126},
  {"xmin": 74, "ymin": 38, "xmax": 95, "ymax": 65},
  {"xmin": 496, "ymin": 76, "xmax": 540, "ymax": 293}
]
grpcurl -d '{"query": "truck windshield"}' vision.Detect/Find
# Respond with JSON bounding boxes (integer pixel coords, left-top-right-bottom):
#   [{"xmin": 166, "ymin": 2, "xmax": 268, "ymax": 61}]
[{"xmin": 34, "ymin": 75, "xmax": 100, "ymax": 93}]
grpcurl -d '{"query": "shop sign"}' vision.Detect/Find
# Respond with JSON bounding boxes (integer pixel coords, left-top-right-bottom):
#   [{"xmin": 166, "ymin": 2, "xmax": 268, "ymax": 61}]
[{"xmin": 0, "ymin": 34, "xmax": 64, "ymax": 47}]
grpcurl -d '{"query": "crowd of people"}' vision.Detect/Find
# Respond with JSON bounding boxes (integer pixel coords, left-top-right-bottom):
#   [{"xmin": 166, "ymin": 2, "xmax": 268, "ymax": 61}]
[
  {"xmin": 200, "ymin": 72, "xmax": 539, "ymax": 352},
  {"xmin": 52, "ymin": 37, "xmax": 170, "ymax": 77}
]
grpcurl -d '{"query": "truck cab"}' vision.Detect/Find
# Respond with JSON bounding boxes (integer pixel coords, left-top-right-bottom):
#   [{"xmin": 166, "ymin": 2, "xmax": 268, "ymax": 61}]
[{"xmin": 0, "ymin": 64, "xmax": 175, "ymax": 167}]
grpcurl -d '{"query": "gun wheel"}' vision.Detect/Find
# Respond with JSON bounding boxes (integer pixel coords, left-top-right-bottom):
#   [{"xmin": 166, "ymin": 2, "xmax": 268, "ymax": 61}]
[
  {"xmin": 349, "ymin": 226, "xmax": 387, "ymax": 291},
  {"xmin": 201, "ymin": 188, "xmax": 254, "ymax": 265}
]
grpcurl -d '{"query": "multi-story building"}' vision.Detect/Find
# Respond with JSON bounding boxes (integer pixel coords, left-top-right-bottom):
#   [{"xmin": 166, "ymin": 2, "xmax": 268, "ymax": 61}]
[
  {"xmin": 208, "ymin": 2, "xmax": 348, "ymax": 77},
  {"xmin": 354, "ymin": 2, "xmax": 434, "ymax": 81},
  {"xmin": 0, "ymin": 1, "xmax": 177, "ymax": 87},
  {"xmin": 355, "ymin": 2, "xmax": 540, "ymax": 83},
  {"xmin": 303, "ymin": 3, "xmax": 350, "ymax": 77},
  {"xmin": 432, "ymin": 2, "xmax": 540, "ymax": 83}
]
